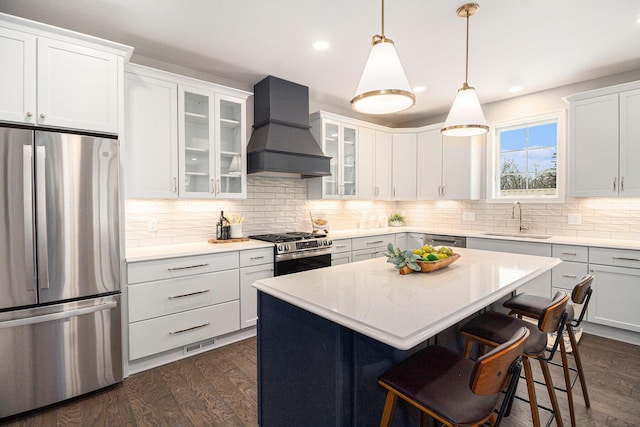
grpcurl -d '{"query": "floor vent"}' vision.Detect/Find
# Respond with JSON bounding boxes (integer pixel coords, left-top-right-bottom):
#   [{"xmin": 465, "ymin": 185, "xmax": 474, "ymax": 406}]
[{"xmin": 184, "ymin": 338, "xmax": 216, "ymax": 355}]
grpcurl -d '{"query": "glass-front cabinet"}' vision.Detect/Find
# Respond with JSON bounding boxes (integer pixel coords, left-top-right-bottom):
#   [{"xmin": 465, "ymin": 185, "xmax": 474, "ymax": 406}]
[
  {"xmin": 309, "ymin": 114, "xmax": 358, "ymax": 199},
  {"xmin": 178, "ymin": 85, "xmax": 246, "ymax": 198}
]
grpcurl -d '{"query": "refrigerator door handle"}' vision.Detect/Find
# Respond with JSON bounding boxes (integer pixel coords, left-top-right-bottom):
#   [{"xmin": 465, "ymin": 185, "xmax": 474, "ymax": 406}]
[
  {"xmin": 0, "ymin": 300, "xmax": 117, "ymax": 329},
  {"xmin": 23, "ymin": 145, "xmax": 36, "ymax": 291},
  {"xmin": 35, "ymin": 145, "xmax": 49, "ymax": 289}
]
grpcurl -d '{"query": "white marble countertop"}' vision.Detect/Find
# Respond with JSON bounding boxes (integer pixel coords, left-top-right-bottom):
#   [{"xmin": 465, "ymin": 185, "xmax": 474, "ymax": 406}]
[
  {"xmin": 327, "ymin": 227, "xmax": 640, "ymax": 250},
  {"xmin": 253, "ymin": 247, "xmax": 562, "ymax": 350},
  {"xmin": 126, "ymin": 240, "xmax": 274, "ymax": 262}
]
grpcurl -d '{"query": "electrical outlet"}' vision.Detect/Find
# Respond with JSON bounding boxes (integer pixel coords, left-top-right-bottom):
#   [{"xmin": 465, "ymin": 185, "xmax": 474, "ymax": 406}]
[
  {"xmin": 148, "ymin": 218, "xmax": 158, "ymax": 232},
  {"xmin": 567, "ymin": 214, "xmax": 581, "ymax": 225},
  {"xmin": 462, "ymin": 212, "xmax": 476, "ymax": 221}
]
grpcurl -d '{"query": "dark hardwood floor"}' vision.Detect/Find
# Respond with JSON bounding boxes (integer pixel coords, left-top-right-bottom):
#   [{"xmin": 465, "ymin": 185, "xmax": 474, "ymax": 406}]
[{"xmin": 1, "ymin": 333, "xmax": 638, "ymax": 426}]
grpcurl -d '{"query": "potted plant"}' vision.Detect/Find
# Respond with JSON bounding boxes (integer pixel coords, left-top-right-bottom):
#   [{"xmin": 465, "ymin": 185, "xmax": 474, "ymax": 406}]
[{"xmin": 388, "ymin": 213, "xmax": 406, "ymax": 227}]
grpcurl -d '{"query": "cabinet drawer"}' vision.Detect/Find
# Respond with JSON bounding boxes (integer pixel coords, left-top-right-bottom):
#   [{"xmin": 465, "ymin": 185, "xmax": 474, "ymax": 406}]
[
  {"xmin": 128, "ymin": 269, "xmax": 239, "ymax": 322},
  {"xmin": 551, "ymin": 262, "xmax": 589, "ymax": 290},
  {"xmin": 127, "ymin": 252, "xmax": 239, "ymax": 284},
  {"xmin": 332, "ymin": 239, "xmax": 352, "ymax": 254},
  {"xmin": 331, "ymin": 252, "xmax": 352, "ymax": 265},
  {"xmin": 552, "ymin": 245, "xmax": 588, "ymax": 262},
  {"xmin": 589, "ymin": 247, "xmax": 640, "ymax": 268},
  {"xmin": 129, "ymin": 301, "xmax": 240, "ymax": 360},
  {"xmin": 239, "ymin": 248, "xmax": 274, "ymax": 267},
  {"xmin": 351, "ymin": 234, "xmax": 394, "ymax": 251}
]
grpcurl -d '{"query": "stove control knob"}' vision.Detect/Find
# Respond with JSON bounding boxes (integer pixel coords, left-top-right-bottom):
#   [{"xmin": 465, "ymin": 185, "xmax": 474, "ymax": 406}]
[
  {"xmin": 328, "ymin": 240, "xmax": 332, "ymax": 245},
  {"xmin": 285, "ymin": 244, "xmax": 291, "ymax": 251},
  {"xmin": 278, "ymin": 245, "xmax": 284, "ymax": 252}
]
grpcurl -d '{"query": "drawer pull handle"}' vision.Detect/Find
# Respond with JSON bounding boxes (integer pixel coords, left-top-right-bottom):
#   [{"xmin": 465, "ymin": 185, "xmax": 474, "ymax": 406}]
[
  {"xmin": 168, "ymin": 289, "xmax": 210, "ymax": 299},
  {"xmin": 562, "ymin": 252, "xmax": 577, "ymax": 256},
  {"xmin": 336, "ymin": 245, "xmax": 347, "ymax": 248},
  {"xmin": 244, "ymin": 268, "xmax": 274, "ymax": 275},
  {"xmin": 250, "ymin": 256, "xmax": 265, "ymax": 260},
  {"xmin": 170, "ymin": 322, "xmax": 210, "ymax": 335},
  {"xmin": 366, "ymin": 240, "xmax": 384, "ymax": 245},
  {"xmin": 168, "ymin": 263, "xmax": 209, "ymax": 271},
  {"xmin": 562, "ymin": 274, "xmax": 577, "ymax": 278},
  {"xmin": 612, "ymin": 257, "xmax": 640, "ymax": 262}
]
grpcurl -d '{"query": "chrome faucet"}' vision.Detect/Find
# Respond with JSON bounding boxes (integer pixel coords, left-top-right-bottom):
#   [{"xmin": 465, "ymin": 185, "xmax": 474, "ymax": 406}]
[{"xmin": 512, "ymin": 201, "xmax": 529, "ymax": 233}]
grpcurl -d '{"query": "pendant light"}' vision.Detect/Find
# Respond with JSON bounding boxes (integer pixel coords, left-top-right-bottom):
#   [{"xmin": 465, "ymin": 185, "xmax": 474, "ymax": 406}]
[
  {"xmin": 441, "ymin": 3, "xmax": 489, "ymax": 137},
  {"xmin": 351, "ymin": 0, "xmax": 415, "ymax": 115}
]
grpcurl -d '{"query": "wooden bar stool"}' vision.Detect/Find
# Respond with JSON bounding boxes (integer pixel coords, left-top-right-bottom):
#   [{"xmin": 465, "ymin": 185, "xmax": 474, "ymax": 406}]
[
  {"xmin": 502, "ymin": 274, "xmax": 594, "ymax": 427},
  {"xmin": 460, "ymin": 291, "xmax": 570, "ymax": 427},
  {"xmin": 378, "ymin": 327, "xmax": 529, "ymax": 427}
]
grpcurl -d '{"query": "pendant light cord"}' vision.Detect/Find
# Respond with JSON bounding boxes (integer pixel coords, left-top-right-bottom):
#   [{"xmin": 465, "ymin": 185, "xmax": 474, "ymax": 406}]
[
  {"xmin": 465, "ymin": 9, "xmax": 470, "ymax": 85},
  {"xmin": 381, "ymin": 0, "xmax": 385, "ymax": 37}
]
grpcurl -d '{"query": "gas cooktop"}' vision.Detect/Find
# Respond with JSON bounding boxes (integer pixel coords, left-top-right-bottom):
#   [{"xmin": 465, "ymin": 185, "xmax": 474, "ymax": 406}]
[{"xmin": 249, "ymin": 232, "xmax": 327, "ymax": 243}]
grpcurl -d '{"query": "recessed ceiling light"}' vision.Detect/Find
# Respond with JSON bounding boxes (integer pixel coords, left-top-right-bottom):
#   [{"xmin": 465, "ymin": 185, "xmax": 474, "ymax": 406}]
[
  {"xmin": 413, "ymin": 86, "xmax": 426, "ymax": 93},
  {"xmin": 313, "ymin": 41, "xmax": 329, "ymax": 51},
  {"xmin": 508, "ymin": 86, "xmax": 523, "ymax": 93}
]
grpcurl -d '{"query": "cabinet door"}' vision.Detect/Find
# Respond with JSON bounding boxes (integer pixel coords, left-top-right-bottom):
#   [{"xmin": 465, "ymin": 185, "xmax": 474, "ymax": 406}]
[
  {"xmin": 417, "ymin": 130, "xmax": 443, "ymax": 199},
  {"xmin": 392, "ymin": 133, "xmax": 417, "ymax": 200},
  {"xmin": 37, "ymin": 37, "xmax": 118, "ymax": 133},
  {"xmin": 357, "ymin": 127, "xmax": 375, "ymax": 199},
  {"xmin": 569, "ymin": 94, "xmax": 619, "ymax": 196},
  {"xmin": 619, "ymin": 88, "xmax": 640, "ymax": 196},
  {"xmin": 341, "ymin": 125, "xmax": 357, "ymax": 198},
  {"xmin": 240, "ymin": 264, "xmax": 274, "ymax": 328},
  {"xmin": 442, "ymin": 135, "xmax": 481, "ymax": 200},
  {"xmin": 588, "ymin": 264, "xmax": 640, "ymax": 332},
  {"xmin": 0, "ymin": 27, "xmax": 36, "ymax": 124},
  {"xmin": 322, "ymin": 121, "xmax": 341, "ymax": 198},
  {"xmin": 374, "ymin": 131, "xmax": 392, "ymax": 199},
  {"xmin": 179, "ymin": 85, "xmax": 215, "ymax": 198},
  {"xmin": 331, "ymin": 253, "xmax": 352, "ymax": 265},
  {"xmin": 406, "ymin": 233, "xmax": 424, "ymax": 250},
  {"xmin": 124, "ymin": 73, "xmax": 178, "ymax": 198},
  {"xmin": 215, "ymin": 95, "xmax": 247, "ymax": 198}
]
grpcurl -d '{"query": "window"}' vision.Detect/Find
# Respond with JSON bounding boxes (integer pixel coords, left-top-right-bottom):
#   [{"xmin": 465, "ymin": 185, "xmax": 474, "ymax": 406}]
[{"xmin": 487, "ymin": 111, "xmax": 566, "ymax": 202}]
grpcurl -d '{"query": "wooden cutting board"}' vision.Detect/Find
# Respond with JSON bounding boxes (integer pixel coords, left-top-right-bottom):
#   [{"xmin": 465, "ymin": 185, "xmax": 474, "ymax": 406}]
[{"xmin": 207, "ymin": 237, "xmax": 250, "ymax": 243}]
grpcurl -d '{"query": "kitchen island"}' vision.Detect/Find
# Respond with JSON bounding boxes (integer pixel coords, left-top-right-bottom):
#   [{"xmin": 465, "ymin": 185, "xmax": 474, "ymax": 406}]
[{"xmin": 254, "ymin": 248, "xmax": 561, "ymax": 426}]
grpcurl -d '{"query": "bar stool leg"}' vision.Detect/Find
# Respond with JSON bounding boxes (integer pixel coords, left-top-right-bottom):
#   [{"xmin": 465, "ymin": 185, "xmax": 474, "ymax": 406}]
[
  {"xmin": 522, "ymin": 357, "xmax": 542, "ymax": 427},
  {"xmin": 539, "ymin": 359, "xmax": 564, "ymax": 427},
  {"xmin": 567, "ymin": 325, "xmax": 590, "ymax": 407},
  {"xmin": 560, "ymin": 338, "xmax": 577, "ymax": 427},
  {"xmin": 380, "ymin": 391, "xmax": 397, "ymax": 427}
]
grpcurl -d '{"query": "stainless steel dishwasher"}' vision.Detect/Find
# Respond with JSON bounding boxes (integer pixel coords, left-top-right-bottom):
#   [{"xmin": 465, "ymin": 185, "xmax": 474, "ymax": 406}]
[{"xmin": 423, "ymin": 234, "xmax": 467, "ymax": 248}]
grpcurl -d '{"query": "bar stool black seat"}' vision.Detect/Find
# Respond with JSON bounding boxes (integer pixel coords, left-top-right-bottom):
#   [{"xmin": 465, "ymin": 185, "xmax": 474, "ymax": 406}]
[
  {"xmin": 460, "ymin": 291, "xmax": 570, "ymax": 427},
  {"xmin": 502, "ymin": 274, "xmax": 594, "ymax": 427},
  {"xmin": 378, "ymin": 327, "xmax": 529, "ymax": 427}
]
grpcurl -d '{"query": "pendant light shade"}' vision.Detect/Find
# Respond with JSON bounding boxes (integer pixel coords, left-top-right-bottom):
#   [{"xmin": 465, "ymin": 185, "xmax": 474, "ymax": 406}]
[
  {"xmin": 351, "ymin": 0, "xmax": 415, "ymax": 115},
  {"xmin": 441, "ymin": 3, "xmax": 489, "ymax": 137}
]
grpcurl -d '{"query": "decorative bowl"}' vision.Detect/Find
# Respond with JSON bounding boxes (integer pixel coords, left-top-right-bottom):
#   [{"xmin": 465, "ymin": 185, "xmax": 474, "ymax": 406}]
[{"xmin": 399, "ymin": 253, "xmax": 461, "ymax": 274}]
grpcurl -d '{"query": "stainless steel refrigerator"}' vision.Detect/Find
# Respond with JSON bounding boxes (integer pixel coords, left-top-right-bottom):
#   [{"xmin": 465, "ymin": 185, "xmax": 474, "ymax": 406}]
[{"xmin": 0, "ymin": 126, "xmax": 122, "ymax": 418}]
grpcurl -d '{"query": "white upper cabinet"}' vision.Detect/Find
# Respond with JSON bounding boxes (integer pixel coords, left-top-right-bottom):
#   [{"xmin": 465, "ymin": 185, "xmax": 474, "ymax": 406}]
[
  {"xmin": 0, "ymin": 27, "xmax": 36, "ymax": 124},
  {"xmin": 391, "ymin": 133, "xmax": 417, "ymax": 200},
  {"xmin": 417, "ymin": 126, "xmax": 481, "ymax": 200},
  {"xmin": 0, "ymin": 14, "xmax": 131, "ymax": 133},
  {"xmin": 124, "ymin": 64, "xmax": 250, "ymax": 200},
  {"xmin": 124, "ymin": 72, "xmax": 178, "ymax": 199},
  {"xmin": 567, "ymin": 81, "xmax": 640, "ymax": 197},
  {"xmin": 357, "ymin": 127, "xmax": 392, "ymax": 200},
  {"xmin": 309, "ymin": 115, "xmax": 358, "ymax": 199}
]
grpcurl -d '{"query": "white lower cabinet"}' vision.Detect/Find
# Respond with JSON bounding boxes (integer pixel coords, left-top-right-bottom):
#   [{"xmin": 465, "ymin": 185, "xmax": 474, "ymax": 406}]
[
  {"xmin": 129, "ymin": 301, "xmax": 239, "ymax": 360},
  {"xmin": 331, "ymin": 238, "xmax": 353, "ymax": 265},
  {"xmin": 127, "ymin": 251, "xmax": 242, "ymax": 362},
  {"xmin": 351, "ymin": 234, "xmax": 395, "ymax": 262},
  {"xmin": 588, "ymin": 247, "xmax": 640, "ymax": 332},
  {"xmin": 239, "ymin": 248, "xmax": 274, "ymax": 328}
]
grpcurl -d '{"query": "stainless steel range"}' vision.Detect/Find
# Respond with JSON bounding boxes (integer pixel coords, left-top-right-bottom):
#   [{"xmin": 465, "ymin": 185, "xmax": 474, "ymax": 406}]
[{"xmin": 248, "ymin": 232, "xmax": 333, "ymax": 276}]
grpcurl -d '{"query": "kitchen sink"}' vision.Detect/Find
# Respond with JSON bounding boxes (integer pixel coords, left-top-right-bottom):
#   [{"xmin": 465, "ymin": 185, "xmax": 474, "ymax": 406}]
[{"xmin": 483, "ymin": 232, "xmax": 553, "ymax": 240}]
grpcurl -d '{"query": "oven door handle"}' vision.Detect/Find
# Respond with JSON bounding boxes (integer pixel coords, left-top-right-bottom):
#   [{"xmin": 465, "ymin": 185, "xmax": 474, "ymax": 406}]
[{"xmin": 275, "ymin": 249, "xmax": 333, "ymax": 262}]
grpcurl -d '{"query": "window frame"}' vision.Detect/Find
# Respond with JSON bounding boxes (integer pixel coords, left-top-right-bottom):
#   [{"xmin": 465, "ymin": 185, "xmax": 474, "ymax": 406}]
[{"xmin": 486, "ymin": 110, "xmax": 567, "ymax": 203}]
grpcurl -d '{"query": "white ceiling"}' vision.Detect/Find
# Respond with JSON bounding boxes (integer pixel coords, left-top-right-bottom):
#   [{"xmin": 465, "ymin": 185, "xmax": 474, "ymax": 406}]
[{"xmin": 2, "ymin": 0, "xmax": 640, "ymax": 126}]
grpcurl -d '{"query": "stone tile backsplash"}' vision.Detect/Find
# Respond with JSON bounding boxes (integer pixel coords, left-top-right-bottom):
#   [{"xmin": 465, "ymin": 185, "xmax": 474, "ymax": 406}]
[{"xmin": 125, "ymin": 177, "xmax": 640, "ymax": 248}]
